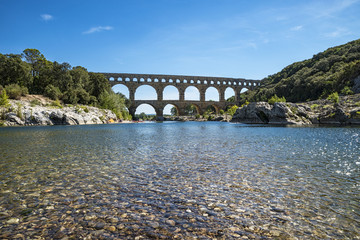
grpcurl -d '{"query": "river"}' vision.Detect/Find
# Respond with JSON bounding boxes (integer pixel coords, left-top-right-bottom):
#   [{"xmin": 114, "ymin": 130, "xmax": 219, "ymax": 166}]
[{"xmin": 0, "ymin": 122, "xmax": 359, "ymax": 239}]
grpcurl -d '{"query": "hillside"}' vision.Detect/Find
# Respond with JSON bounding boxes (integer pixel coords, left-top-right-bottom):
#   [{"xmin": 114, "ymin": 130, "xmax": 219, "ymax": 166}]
[{"xmin": 244, "ymin": 39, "xmax": 360, "ymax": 103}]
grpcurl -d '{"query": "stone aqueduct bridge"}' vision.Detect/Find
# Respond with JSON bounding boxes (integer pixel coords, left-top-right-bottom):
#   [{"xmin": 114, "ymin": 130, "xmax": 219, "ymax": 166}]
[{"xmin": 102, "ymin": 73, "xmax": 261, "ymax": 118}]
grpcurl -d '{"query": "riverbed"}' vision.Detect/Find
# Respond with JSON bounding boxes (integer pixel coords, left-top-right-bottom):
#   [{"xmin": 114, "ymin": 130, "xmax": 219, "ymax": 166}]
[{"xmin": 0, "ymin": 122, "xmax": 359, "ymax": 239}]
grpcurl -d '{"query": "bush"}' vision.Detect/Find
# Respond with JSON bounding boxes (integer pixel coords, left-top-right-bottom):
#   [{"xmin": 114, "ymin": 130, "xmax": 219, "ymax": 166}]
[
  {"xmin": 219, "ymin": 109, "xmax": 225, "ymax": 115},
  {"xmin": 227, "ymin": 105, "xmax": 239, "ymax": 116},
  {"xmin": 16, "ymin": 102, "xmax": 23, "ymax": 120},
  {"xmin": 340, "ymin": 86, "xmax": 354, "ymax": 95},
  {"xmin": 44, "ymin": 84, "xmax": 62, "ymax": 100},
  {"xmin": 5, "ymin": 84, "xmax": 28, "ymax": 100},
  {"xmin": 30, "ymin": 99, "xmax": 41, "ymax": 106},
  {"xmin": 327, "ymin": 92, "xmax": 339, "ymax": 104},
  {"xmin": 268, "ymin": 94, "xmax": 286, "ymax": 105},
  {"xmin": 0, "ymin": 89, "xmax": 10, "ymax": 106},
  {"xmin": 51, "ymin": 99, "xmax": 63, "ymax": 108},
  {"xmin": 310, "ymin": 104, "xmax": 319, "ymax": 110}
]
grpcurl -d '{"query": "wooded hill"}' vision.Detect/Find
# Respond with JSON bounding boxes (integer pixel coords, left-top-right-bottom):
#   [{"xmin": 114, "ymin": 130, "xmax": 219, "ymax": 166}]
[{"xmin": 243, "ymin": 39, "xmax": 360, "ymax": 103}]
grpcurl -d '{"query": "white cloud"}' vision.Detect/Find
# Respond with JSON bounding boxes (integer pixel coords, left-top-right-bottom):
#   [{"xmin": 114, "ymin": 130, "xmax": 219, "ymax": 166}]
[
  {"xmin": 291, "ymin": 25, "xmax": 303, "ymax": 31},
  {"xmin": 41, "ymin": 14, "xmax": 53, "ymax": 21},
  {"xmin": 83, "ymin": 26, "xmax": 113, "ymax": 34}
]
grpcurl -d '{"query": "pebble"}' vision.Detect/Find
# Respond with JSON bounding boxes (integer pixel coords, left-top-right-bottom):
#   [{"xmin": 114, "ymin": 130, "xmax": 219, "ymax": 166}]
[
  {"xmin": 166, "ymin": 219, "xmax": 176, "ymax": 226},
  {"xmin": 107, "ymin": 226, "xmax": 116, "ymax": 232},
  {"xmin": 270, "ymin": 230, "xmax": 281, "ymax": 237},
  {"xmin": 6, "ymin": 218, "xmax": 20, "ymax": 224},
  {"xmin": 149, "ymin": 221, "xmax": 160, "ymax": 228}
]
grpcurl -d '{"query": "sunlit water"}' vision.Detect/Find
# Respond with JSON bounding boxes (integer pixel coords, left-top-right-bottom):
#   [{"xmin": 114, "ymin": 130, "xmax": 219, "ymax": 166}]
[{"xmin": 0, "ymin": 122, "xmax": 359, "ymax": 239}]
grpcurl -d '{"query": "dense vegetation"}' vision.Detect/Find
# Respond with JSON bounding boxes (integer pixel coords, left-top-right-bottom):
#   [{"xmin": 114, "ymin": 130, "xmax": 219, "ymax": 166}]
[
  {"xmin": 243, "ymin": 39, "xmax": 360, "ymax": 103},
  {"xmin": 0, "ymin": 49, "xmax": 131, "ymax": 119}
]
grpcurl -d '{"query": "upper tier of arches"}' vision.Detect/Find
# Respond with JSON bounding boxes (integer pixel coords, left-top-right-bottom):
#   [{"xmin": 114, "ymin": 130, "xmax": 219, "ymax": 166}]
[{"xmin": 104, "ymin": 73, "xmax": 261, "ymax": 87}]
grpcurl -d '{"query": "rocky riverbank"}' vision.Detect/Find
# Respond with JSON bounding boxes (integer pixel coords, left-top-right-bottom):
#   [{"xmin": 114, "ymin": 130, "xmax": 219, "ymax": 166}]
[
  {"xmin": 231, "ymin": 94, "xmax": 360, "ymax": 125},
  {"xmin": 0, "ymin": 95, "xmax": 118, "ymax": 127}
]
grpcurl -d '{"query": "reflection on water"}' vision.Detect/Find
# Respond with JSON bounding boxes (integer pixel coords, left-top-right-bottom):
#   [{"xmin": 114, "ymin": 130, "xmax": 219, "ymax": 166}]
[{"xmin": 0, "ymin": 122, "xmax": 359, "ymax": 239}]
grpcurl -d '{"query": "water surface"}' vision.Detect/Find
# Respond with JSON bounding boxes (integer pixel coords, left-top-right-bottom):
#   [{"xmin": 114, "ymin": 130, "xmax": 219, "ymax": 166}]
[{"xmin": 0, "ymin": 122, "xmax": 359, "ymax": 239}]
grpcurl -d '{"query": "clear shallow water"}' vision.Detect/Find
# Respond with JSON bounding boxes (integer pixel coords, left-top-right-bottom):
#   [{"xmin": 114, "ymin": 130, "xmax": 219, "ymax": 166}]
[{"xmin": 0, "ymin": 122, "xmax": 359, "ymax": 239}]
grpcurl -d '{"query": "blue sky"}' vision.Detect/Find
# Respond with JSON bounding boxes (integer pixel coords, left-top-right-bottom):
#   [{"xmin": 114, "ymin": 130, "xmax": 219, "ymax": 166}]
[{"xmin": 1, "ymin": 0, "xmax": 360, "ymax": 114}]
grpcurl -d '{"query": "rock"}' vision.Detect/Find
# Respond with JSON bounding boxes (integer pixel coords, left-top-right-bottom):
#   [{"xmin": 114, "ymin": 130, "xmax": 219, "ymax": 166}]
[
  {"xmin": 352, "ymin": 75, "xmax": 360, "ymax": 94},
  {"xmin": 318, "ymin": 106, "xmax": 349, "ymax": 124},
  {"xmin": 6, "ymin": 218, "xmax": 20, "ymax": 224},
  {"xmin": 166, "ymin": 219, "xmax": 176, "ymax": 226},
  {"xmin": 5, "ymin": 113, "xmax": 24, "ymax": 125},
  {"xmin": 231, "ymin": 102, "xmax": 310, "ymax": 125},
  {"xmin": 49, "ymin": 110, "xmax": 65, "ymax": 124}
]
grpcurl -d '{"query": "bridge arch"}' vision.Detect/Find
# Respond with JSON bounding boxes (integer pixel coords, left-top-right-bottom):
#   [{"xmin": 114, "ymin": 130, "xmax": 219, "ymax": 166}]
[
  {"xmin": 185, "ymin": 86, "xmax": 200, "ymax": 101},
  {"xmin": 135, "ymin": 85, "xmax": 157, "ymax": 100},
  {"xmin": 205, "ymin": 104, "xmax": 219, "ymax": 115},
  {"xmin": 225, "ymin": 87, "xmax": 235, "ymax": 101},
  {"xmin": 163, "ymin": 103, "xmax": 179, "ymax": 116},
  {"xmin": 183, "ymin": 103, "xmax": 201, "ymax": 116},
  {"xmin": 134, "ymin": 103, "xmax": 157, "ymax": 116},
  {"xmin": 163, "ymin": 85, "xmax": 179, "ymax": 100},
  {"xmin": 112, "ymin": 83, "xmax": 130, "ymax": 99},
  {"xmin": 205, "ymin": 87, "xmax": 219, "ymax": 101}
]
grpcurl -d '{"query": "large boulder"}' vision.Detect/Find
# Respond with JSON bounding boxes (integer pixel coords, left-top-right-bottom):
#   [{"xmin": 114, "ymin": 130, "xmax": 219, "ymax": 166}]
[{"xmin": 231, "ymin": 102, "xmax": 311, "ymax": 124}]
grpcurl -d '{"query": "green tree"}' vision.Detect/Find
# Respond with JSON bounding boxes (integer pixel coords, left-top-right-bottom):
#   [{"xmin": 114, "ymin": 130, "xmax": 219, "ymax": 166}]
[
  {"xmin": 70, "ymin": 66, "xmax": 90, "ymax": 90},
  {"xmin": 98, "ymin": 91, "xmax": 128, "ymax": 119},
  {"xmin": 0, "ymin": 54, "xmax": 33, "ymax": 88},
  {"xmin": 89, "ymin": 72, "xmax": 111, "ymax": 98},
  {"xmin": 22, "ymin": 48, "xmax": 45, "ymax": 77},
  {"xmin": 44, "ymin": 84, "xmax": 62, "ymax": 100},
  {"xmin": 170, "ymin": 107, "xmax": 178, "ymax": 116}
]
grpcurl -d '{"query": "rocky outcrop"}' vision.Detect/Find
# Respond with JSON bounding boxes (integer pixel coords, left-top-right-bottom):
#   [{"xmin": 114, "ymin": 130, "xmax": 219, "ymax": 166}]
[
  {"xmin": 231, "ymin": 102, "xmax": 311, "ymax": 124},
  {"xmin": 1, "ymin": 100, "xmax": 117, "ymax": 127},
  {"xmin": 232, "ymin": 95, "xmax": 360, "ymax": 125}
]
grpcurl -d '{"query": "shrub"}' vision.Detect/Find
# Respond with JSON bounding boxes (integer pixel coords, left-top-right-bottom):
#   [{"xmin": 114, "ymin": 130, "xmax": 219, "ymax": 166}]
[
  {"xmin": 219, "ymin": 109, "xmax": 225, "ymax": 115},
  {"xmin": 340, "ymin": 86, "xmax": 353, "ymax": 95},
  {"xmin": 79, "ymin": 105, "xmax": 89, "ymax": 113},
  {"xmin": 240, "ymin": 100, "xmax": 250, "ymax": 108},
  {"xmin": 51, "ymin": 99, "xmax": 63, "ymax": 108},
  {"xmin": 268, "ymin": 94, "xmax": 286, "ymax": 105},
  {"xmin": 5, "ymin": 84, "xmax": 28, "ymax": 100},
  {"xmin": 227, "ymin": 105, "xmax": 239, "ymax": 116},
  {"xmin": 44, "ymin": 84, "xmax": 62, "ymax": 100},
  {"xmin": 30, "ymin": 99, "xmax": 41, "ymax": 107},
  {"xmin": 0, "ymin": 89, "xmax": 10, "ymax": 106},
  {"xmin": 327, "ymin": 92, "xmax": 339, "ymax": 104},
  {"xmin": 16, "ymin": 103, "xmax": 23, "ymax": 120},
  {"xmin": 310, "ymin": 104, "xmax": 319, "ymax": 110}
]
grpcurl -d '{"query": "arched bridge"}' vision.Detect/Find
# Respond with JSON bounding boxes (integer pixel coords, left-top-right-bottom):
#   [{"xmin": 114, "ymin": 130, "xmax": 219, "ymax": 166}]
[{"xmin": 102, "ymin": 73, "xmax": 262, "ymax": 119}]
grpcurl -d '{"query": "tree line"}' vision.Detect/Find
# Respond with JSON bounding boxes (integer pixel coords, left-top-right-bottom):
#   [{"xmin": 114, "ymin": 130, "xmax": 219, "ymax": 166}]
[{"xmin": 0, "ymin": 49, "xmax": 131, "ymax": 120}]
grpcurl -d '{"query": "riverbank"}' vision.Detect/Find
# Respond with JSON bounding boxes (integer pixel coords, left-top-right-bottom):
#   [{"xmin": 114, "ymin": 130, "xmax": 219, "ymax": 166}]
[
  {"xmin": 231, "ymin": 93, "xmax": 360, "ymax": 125},
  {"xmin": 0, "ymin": 95, "xmax": 118, "ymax": 126}
]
